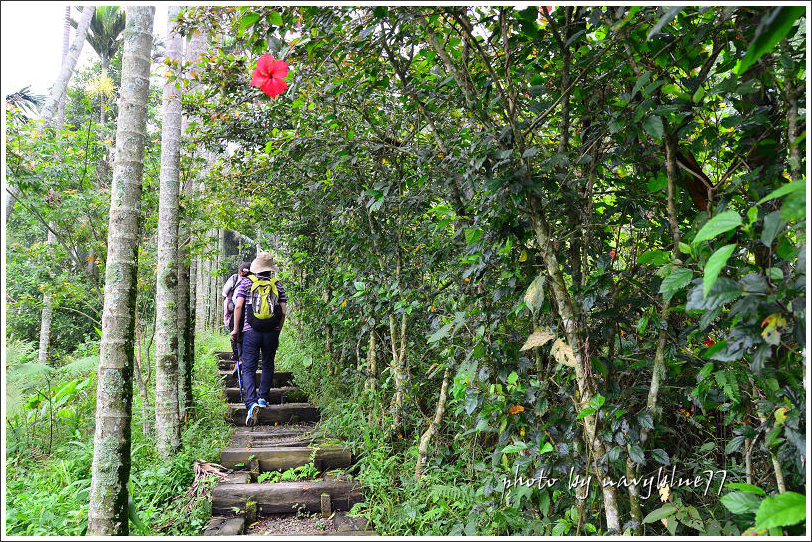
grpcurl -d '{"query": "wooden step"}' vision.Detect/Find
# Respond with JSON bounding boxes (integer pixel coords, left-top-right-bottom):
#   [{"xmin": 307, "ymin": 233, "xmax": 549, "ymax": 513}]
[
  {"xmin": 211, "ymin": 480, "xmax": 363, "ymax": 516},
  {"xmin": 220, "ymin": 446, "xmax": 352, "ymax": 471},
  {"xmin": 231, "ymin": 434, "xmax": 316, "ymax": 449},
  {"xmin": 216, "ymin": 351, "xmax": 235, "ymax": 360},
  {"xmin": 219, "ymin": 370, "xmax": 293, "ymax": 388},
  {"xmin": 228, "ymin": 403, "xmax": 320, "ymax": 426},
  {"xmin": 224, "ymin": 386, "xmax": 307, "ymax": 404}
]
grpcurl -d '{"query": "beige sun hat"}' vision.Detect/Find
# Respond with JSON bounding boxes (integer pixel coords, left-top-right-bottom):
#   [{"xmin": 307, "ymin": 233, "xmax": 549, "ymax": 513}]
[{"xmin": 250, "ymin": 251, "xmax": 279, "ymax": 274}]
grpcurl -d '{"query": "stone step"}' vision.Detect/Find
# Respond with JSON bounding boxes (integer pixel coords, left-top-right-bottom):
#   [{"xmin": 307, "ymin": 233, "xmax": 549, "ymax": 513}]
[
  {"xmin": 204, "ymin": 516, "xmax": 245, "ymax": 536},
  {"xmin": 220, "ymin": 446, "xmax": 353, "ymax": 472},
  {"xmin": 219, "ymin": 370, "xmax": 293, "ymax": 388},
  {"xmin": 211, "ymin": 480, "xmax": 363, "ymax": 516},
  {"xmin": 228, "ymin": 403, "xmax": 320, "ymax": 426},
  {"xmin": 224, "ymin": 386, "xmax": 307, "ymax": 405}
]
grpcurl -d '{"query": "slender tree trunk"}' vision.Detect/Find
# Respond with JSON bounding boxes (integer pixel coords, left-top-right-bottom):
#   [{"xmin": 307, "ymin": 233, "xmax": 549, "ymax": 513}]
[
  {"xmin": 134, "ymin": 317, "xmax": 153, "ymax": 436},
  {"xmin": 195, "ymin": 254, "xmax": 207, "ymax": 333},
  {"xmin": 55, "ymin": 5, "xmax": 71, "ymax": 129},
  {"xmin": 364, "ymin": 331, "xmax": 377, "ymax": 392},
  {"xmin": 415, "ymin": 367, "xmax": 451, "ymax": 480},
  {"xmin": 37, "ymin": 226, "xmax": 58, "ymax": 365},
  {"xmin": 87, "ymin": 7, "xmax": 154, "ymax": 535},
  {"xmin": 40, "ymin": 6, "xmax": 94, "ymax": 125},
  {"xmin": 178, "ymin": 28, "xmax": 206, "ymax": 412},
  {"xmin": 154, "ymin": 5, "xmax": 183, "ymax": 457},
  {"xmin": 527, "ymin": 194, "xmax": 621, "ymax": 532}
]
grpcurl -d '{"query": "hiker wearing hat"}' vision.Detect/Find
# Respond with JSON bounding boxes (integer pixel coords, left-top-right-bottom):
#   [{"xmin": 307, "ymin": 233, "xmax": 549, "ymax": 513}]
[{"xmin": 230, "ymin": 251, "xmax": 288, "ymax": 426}]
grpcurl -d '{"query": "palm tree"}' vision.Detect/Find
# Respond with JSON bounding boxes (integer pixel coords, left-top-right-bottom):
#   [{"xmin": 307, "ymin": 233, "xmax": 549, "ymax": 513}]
[
  {"xmin": 73, "ymin": 6, "xmax": 126, "ymax": 124},
  {"xmin": 154, "ymin": 5, "xmax": 184, "ymax": 458},
  {"xmin": 87, "ymin": 6, "xmax": 155, "ymax": 535}
]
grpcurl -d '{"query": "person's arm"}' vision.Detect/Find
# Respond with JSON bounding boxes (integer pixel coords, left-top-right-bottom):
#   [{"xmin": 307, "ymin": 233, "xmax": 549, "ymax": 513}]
[
  {"xmin": 230, "ymin": 297, "xmax": 245, "ymax": 340},
  {"xmin": 223, "ymin": 296, "xmax": 230, "ymax": 326},
  {"xmin": 276, "ymin": 302, "xmax": 286, "ymax": 330}
]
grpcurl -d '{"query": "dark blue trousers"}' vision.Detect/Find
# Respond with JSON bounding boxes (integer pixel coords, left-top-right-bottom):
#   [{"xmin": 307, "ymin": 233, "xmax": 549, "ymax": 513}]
[{"xmin": 240, "ymin": 328, "xmax": 280, "ymax": 410}]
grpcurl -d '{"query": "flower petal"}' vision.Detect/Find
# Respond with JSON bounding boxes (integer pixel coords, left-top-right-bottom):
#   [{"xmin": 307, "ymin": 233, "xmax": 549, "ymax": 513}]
[
  {"xmin": 250, "ymin": 70, "xmax": 268, "ymax": 87},
  {"xmin": 261, "ymin": 76, "xmax": 288, "ymax": 98},
  {"xmin": 268, "ymin": 60, "xmax": 289, "ymax": 80},
  {"xmin": 255, "ymin": 55, "xmax": 276, "ymax": 75}
]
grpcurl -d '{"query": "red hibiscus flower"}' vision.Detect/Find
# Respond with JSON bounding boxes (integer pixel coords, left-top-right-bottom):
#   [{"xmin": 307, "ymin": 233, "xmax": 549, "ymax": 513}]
[
  {"xmin": 609, "ymin": 249, "xmax": 616, "ymax": 259},
  {"xmin": 250, "ymin": 55, "xmax": 289, "ymax": 98},
  {"xmin": 703, "ymin": 338, "xmax": 715, "ymax": 347}
]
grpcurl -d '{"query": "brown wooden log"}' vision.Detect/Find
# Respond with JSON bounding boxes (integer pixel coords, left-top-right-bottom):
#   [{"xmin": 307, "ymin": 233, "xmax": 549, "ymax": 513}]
[
  {"xmin": 224, "ymin": 472, "xmax": 251, "ymax": 484},
  {"xmin": 227, "ymin": 403, "xmax": 320, "ymax": 425},
  {"xmin": 219, "ymin": 370, "xmax": 293, "ymax": 388},
  {"xmin": 220, "ymin": 446, "xmax": 352, "ymax": 471},
  {"xmin": 224, "ymin": 386, "xmax": 306, "ymax": 404},
  {"xmin": 321, "ymin": 493, "xmax": 331, "ymax": 518},
  {"xmin": 211, "ymin": 480, "xmax": 363, "ymax": 515}
]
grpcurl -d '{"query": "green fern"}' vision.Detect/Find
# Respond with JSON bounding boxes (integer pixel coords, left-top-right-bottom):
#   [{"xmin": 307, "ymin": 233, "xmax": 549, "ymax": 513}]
[
  {"xmin": 429, "ymin": 484, "xmax": 474, "ymax": 504},
  {"xmin": 61, "ymin": 355, "xmax": 99, "ymax": 376},
  {"xmin": 5, "ymin": 338, "xmax": 37, "ymax": 366}
]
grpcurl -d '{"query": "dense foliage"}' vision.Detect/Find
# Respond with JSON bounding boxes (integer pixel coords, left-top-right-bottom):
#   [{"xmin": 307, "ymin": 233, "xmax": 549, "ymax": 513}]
[{"xmin": 5, "ymin": 4, "xmax": 807, "ymax": 536}]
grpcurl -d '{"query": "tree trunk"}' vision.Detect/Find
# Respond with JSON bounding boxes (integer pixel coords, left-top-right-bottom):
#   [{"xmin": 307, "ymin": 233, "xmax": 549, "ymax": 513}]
[
  {"xmin": 527, "ymin": 195, "xmax": 621, "ymax": 533},
  {"xmin": 178, "ymin": 28, "xmax": 207, "ymax": 412},
  {"xmin": 55, "ymin": 5, "xmax": 71, "ymax": 128},
  {"xmin": 40, "ymin": 6, "xmax": 95, "ymax": 125},
  {"xmin": 87, "ymin": 7, "xmax": 154, "ymax": 535},
  {"xmin": 195, "ymin": 254, "xmax": 207, "ymax": 333},
  {"xmin": 415, "ymin": 367, "xmax": 451, "ymax": 480},
  {"xmin": 154, "ymin": 5, "xmax": 183, "ymax": 458},
  {"xmin": 364, "ymin": 330, "xmax": 377, "ymax": 392},
  {"xmin": 37, "ymin": 226, "xmax": 58, "ymax": 365}
]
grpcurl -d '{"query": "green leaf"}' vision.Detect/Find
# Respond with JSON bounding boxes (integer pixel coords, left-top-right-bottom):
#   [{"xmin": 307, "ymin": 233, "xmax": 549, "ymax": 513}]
[
  {"xmin": 724, "ymin": 483, "xmax": 766, "ymax": 496},
  {"xmin": 692, "ymin": 86, "xmax": 706, "ymax": 103},
  {"xmin": 269, "ymin": 11, "xmax": 283, "ymax": 26},
  {"xmin": 647, "ymin": 6, "xmax": 685, "ymax": 39},
  {"xmin": 464, "ymin": 228, "xmax": 483, "ymax": 245},
  {"xmin": 642, "ymin": 115, "xmax": 664, "ymax": 140},
  {"xmin": 631, "ymin": 71, "xmax": 651, "ymax": 98},
  {"xmin": 704, "ymin": 244, "xmax": 736, "ymax": 298},
  {"xmin": 720, "ymin": 491, "xmax": 761, "ymax": 515},
  {"xmin": 576, "ymin": 407, "xmax": 596, "ymax": 420},
  {"xmin": 628, "ymin": 444, "xmax": 645, "ymax": 465},
  {"xmin": 642, "ymin": 503, "xmax": 677, "ymax": 523},
  {"xmin": 428, "ymin": 323, "xmax": 453, "ymax": 344},
  {"xmin": 735, "ymin": 7, "xmax": 806, "ymax": 75},
  {"xmin": 755, "ymin": 491, "xmax": 806, "ymax": 530},
  {"xmin": 761, "ymin": 211, "xmax": 785, "ymax": 246},
  {"xmin": 646, "ymin": 172, "xmax": 668, "ymax": 193},
  {"xmin": 659, "ymin": 267, "xmax": 693, "ymax": 300},
  {"xmin": 238, "ymin": 13, "xmax": 261, "ymax": 35},
  {"xmin": 758, "ymin": 180, "xmax": 805, "ymax": 204},
  {"xmin": 693, "ymin": 211, "xmax": 742, "ymax": 245},
  {"xmin": 507, "ymin": 371, "xmax": 519, "ymax": 385},
  {"xmin": 539, "ymin": 442, "xmax": 554, "ymax": 455},
  {"xmin": 502, "ymin": 442, "xmax": 528, "ymax": 453},
  {"xmin": 781, "ymin": 190, "xmax": 805, "ymax": 222},
  {"xmin": 651, "ymin": 448, "xmax": 670, "ymax": 465}
]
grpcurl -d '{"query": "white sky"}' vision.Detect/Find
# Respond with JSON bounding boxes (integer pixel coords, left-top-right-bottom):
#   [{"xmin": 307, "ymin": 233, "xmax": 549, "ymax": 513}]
[{"xmin": 0, "ymin": 2, "xmax": 169, "ymax": 99}]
